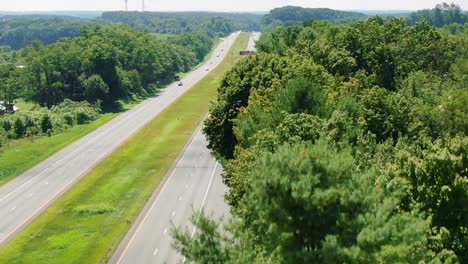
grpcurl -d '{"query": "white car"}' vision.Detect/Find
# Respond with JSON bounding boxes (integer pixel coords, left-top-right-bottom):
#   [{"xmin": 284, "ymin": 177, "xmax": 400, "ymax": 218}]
[
  {"xmin": 216, "ymin": 53, "xmax": 220, "ymax": 57},
  {"xmin": 205, "ymin": 67, "xmax": 209, "ymax": 71}
]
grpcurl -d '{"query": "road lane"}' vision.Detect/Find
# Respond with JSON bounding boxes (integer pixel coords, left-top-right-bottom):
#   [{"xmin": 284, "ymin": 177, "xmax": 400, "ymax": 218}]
[
  {"xmin": 110, "ymin": 32, "xmax": 259, "ymax": 264},
  {"xmin": 247, "ymin": 32, "xmax": 261, "ymax": 52},
  {"xmin": 0, "ymin": 32, "xmax": 240, "ymax": 247},
  {"xmin": 109, "ymin": 125, "xmax": 225, "ymax": 264}
]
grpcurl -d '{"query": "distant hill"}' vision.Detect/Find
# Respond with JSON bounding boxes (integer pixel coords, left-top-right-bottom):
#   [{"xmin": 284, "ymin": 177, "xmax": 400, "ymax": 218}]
[
  {"xmin": 0, "ymin": 11, "xmax": 102, "ymax": 19},
  {"xmin": 407, "ymin": 3, "xmax": 467, "ymax": 26},
  {"xmin": 0, "ymin": 18, "xmax": 102, "ymax": 49},
  {"xmin": 100, "ymin": 11, "xmax": 262, "ymax": 37},
  {"xmin": 262, "ymin": 6, "xmax": 368, "ymax": 26}
]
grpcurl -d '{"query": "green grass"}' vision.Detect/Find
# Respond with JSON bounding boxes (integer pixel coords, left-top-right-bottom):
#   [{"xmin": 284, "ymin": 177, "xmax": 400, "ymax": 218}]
[
  {"xmin": 0, "ymin": 113, "xmax": 118, "ymax": 186},
  {"xmin": 14, "ymin": 99, "xmax": 38, "ymax": 111},
  {"xmin": 0, "ymin": 32, "xmax": 250, "ymax": 264},
  {"xmin": 0, "ymin": 36, "xmax": 223, "ymax": 187}
]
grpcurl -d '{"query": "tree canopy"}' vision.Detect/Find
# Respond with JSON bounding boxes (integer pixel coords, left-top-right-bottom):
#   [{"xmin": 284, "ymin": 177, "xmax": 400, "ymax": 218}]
[{"xmin": 179, "ymin": 13, "xmax": 468, "ymax": 264}]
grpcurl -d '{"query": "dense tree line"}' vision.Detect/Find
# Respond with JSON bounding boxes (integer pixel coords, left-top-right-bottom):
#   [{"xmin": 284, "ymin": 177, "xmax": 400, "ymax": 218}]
[
  {"xmin": 0, "ymin": 100, "xmax": 100, "ymax": 150},
  {"xmin": 262, "ymin": 6, "xmax": 368, "ymax": 27},
  {"xmin": 175, "ymin": 17, "xmax": 468, "ymax": 263},
  {"xmin": 1, "ymin": 25, "xmax": 211, "ymax": 109},
  {"xmin": 101, "ymin": 12, "xmax": 262, "ymax": 37},
  {"xmin": 0, "ymin": 18, "xmax": 97, "ymax": 49},
  {"xmin": 408, "ymin": 3, "xmax": 467, "ymax": 27}
]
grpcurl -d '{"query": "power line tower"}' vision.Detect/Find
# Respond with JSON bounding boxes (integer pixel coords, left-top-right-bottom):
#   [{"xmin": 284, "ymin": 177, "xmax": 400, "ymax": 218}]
[{"xmin": 124, "ymin": 0, "xmax": 128, "ymax": 11}]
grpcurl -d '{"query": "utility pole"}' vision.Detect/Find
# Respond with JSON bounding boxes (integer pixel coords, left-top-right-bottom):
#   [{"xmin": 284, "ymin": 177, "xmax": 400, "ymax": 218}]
[
  {"xmin": 125, "ymin": 0, "xmax": 128, "ymax": 11},
  {"xmin": 142, "ymin": 0, "xmax": 145, "ymax": 11}
]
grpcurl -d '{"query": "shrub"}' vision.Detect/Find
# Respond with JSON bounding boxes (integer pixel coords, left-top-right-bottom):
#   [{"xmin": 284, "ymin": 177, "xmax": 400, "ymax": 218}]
[
  {"xmin": 13, "ymin": 118, "xmax": 26, "ymax": 138},
  {"xmin": 41, "ymin": 115, "xmax": 53, "ymax": 134},
  {"xmin": 0, "ymin": 128, "xmax": 7, "ymax": 150}
]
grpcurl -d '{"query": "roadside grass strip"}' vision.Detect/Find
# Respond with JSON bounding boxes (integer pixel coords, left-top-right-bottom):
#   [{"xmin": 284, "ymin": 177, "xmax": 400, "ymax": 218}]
[
  {"xmin": 0, "ymin": 32, "xmax": 250, "ymax": 264},
  {"xmin": 0, "ymin": 113, "xmax": 118, "ymax": 186}
]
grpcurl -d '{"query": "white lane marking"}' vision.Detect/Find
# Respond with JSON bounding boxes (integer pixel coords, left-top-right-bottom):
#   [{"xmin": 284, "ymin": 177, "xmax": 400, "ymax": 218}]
[
  {"xmin": 0, "ymin": 32, "xmax": 234, "ymax": 205},
  {"xmin": 153, "ymin": 248, "xmax": 159, "ymax": 256},
  {"xmin": 164, "ymin": 228, "xmax": 168, "ymax": 235},
  {"xmin": 171, "ymin": 211, "xmax": 176, "ymax": 217},
  {"xmin": 179, "ymin": 196, "xmax": 183, "ymax": 201},
  {"xmin": 0, "ymin": 92, "xmax": 190, "ymax": 245},
  {"xmin": 114, "ymin": 122, "xmax": 208, "ymax": 264},
  {"xmin": 190, "ymin": 162, "xmax": 219, "ymax": 238},
  {"xmin": 9, "ymin": 206, "xmax": 16, "ymax": 212}
]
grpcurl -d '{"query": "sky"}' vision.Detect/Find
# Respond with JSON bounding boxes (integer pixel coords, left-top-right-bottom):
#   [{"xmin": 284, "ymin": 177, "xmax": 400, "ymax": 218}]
[{"xmin": 0, "ymin": 0, "xmax": 467, "ymax": 12}]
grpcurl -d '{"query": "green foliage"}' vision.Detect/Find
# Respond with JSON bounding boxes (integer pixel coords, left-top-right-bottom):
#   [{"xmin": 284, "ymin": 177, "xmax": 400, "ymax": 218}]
[
  {"xmin": 262, "ymin": 6, "xmax": 367, "ymax": 26},
  {"xmin": 101, "ymin": 12, "xmax": 261, "ymax": 37},
  {"xmin": 0, "ymin": 99, "xmax": 100, "ymax": 144},
  {"xmin": 393, "ymin": 136, "xmax": 468, "ymax": 259},
  {"xmin": 0, "ymin": 18, "xmax": 97, "ymax": 49},
  {"xmin": 173, "ymin": 212, "xmax": 228, "ymax": 263},
  {"xmin": 275, "ymin": 77, "xmax": 327, "ymax": 116},
  {"xmin": 196, "ymin": 14, "xmax": 467, "ymax": 263},
  {"xmin": 408, "ymin": 3, "xmax": 467, "ymax": 27},
  {"xmin": 10, "ymin": 25, "xmax": 209, "ymax": 108}
]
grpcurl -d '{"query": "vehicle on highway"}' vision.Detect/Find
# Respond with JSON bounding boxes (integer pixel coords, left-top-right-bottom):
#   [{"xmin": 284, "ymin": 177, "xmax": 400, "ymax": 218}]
[
  {"xmin": 216, "ymin": 53, "xmax": 220, "ymax": 57},
  {"xmin": 205, "ymin": 67, "xmax": 209, "ymax": 71},
  {"xmin": 178, "ymin": 82, "xmax": 183, "ymax": 86}
]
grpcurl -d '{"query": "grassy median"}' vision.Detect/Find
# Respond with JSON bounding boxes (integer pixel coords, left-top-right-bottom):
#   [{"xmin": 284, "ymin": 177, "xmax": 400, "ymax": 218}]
[{"xmin": 0, "ymin": 32, "xmax": 250, "ymax": 264}]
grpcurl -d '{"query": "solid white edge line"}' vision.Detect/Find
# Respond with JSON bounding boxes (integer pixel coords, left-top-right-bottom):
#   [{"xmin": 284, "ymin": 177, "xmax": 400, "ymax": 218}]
[
  {"xmin": 114, "ymin": 125, "xmax": 204, "ymax": 264},
  {"xmin": 190, "ymin": 162, "xmax": 218, "ymax": 238}
]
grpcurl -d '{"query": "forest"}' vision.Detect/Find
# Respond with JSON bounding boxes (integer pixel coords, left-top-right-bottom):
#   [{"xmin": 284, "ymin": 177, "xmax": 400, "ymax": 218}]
[
  {"xmin": 262, "ymin": 6, "xmax": 367, "ymax": 26},
  {"xmin": 0, "ymin": 25, "xmax": 213, "ymax": 148},
  {"xmin": 408, "ymin": 2, "xmax": 467, "ymax": 26},
  {"xmin": 0, "ymin": 18, "xmax": 96, "ymax": 49},
  {"xmin": 174, "ymin": 13, "xmax": 468, "ymax": 264},
  {"xmin": 100, "ymin": 12, "xmax": 262, "ymax": 37}
]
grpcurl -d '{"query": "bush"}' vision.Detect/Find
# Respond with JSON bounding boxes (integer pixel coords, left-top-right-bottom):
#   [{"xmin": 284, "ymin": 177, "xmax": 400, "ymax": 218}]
[
  {"xmin": 0, "ymin": 128, "xmax": 7, "ymax": 150},
  {"xmin": 41, "ymin": 115, "xmax": 53, "ymax": 134},
  {"xmin": 13, "ymin": 118, "xmax": 26, "ymax": 138},
  {"xmin": 0, "ymin": 99, "xmax": 101, "ymax": 144}
]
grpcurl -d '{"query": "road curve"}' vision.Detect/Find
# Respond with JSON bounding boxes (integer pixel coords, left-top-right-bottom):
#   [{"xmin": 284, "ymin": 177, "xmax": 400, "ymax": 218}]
[
  {"xmin": 109, "ymin": 32, "xmax": 259, "ymax": 264},
  {"xmin": 0, "ymin": 32, "xmax": 240, "ymax": 247}
]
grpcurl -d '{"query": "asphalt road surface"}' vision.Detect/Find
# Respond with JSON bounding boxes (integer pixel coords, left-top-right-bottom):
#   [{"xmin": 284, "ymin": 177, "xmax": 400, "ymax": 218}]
[
  {"xmin": 110, "ymin": 32, "xmax": 259, "ymax": 264},
  {"xmin": 109, "ymin": 124, "xmax": 229, "ymax": 264},
  {"xmin": 0, "ymin": 32, "xmax": 240, "ymax": 247},
  {"xmin": 247, "ymin": 32, "xmax": 261, "ymax": 52}
]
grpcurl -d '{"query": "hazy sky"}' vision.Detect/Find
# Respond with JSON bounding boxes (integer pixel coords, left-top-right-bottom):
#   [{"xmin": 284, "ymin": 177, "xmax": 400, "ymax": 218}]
[{"xmin": 1, "ymin": 0, "xmax": 467, "ymax": 12}]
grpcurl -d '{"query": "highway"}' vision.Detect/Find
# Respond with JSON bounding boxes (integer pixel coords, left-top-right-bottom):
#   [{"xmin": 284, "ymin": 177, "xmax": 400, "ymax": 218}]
[
  {"xmin": 109, "ymin": 32, "xmax": 259, "ymax": 264},
  {"xmin": 247, "ymin": 32, "xmax": 261, "ymax": 52},
  {"xmin": 0, "ymin": 32, "xmax": 240, "ymax": 247},
  {"xmin": 109, "ymin": 124, "xmax": 229, "ymax": 264}
]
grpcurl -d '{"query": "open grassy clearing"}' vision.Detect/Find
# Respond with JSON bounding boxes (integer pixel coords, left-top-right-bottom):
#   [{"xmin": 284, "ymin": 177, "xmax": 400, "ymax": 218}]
[{"xmin": 0, "ymin": 32, "xmax": 250, "ymax": 264}]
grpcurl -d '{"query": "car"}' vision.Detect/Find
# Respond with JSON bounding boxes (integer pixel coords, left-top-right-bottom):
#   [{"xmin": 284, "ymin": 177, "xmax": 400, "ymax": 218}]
[
  {"xmin": 178, "ymin": 82, "xmax": 183, "ymax": 86},
  {"xmin": 210, "ymin": 61, "xmax": 213, "ymax": 64},
  {"xmin": 216, "ymin": 53, "xmax": 220, "ymax": 57},
  {"xmin": 205, "ymin": 67, "xmax": 209, "ymax": 71}
]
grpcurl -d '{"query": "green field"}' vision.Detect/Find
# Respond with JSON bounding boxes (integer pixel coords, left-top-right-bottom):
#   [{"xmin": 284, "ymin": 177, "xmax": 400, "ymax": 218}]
[{"xmin": 0, "ymin": 32, "xmax": 250, "ymax": 264}]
